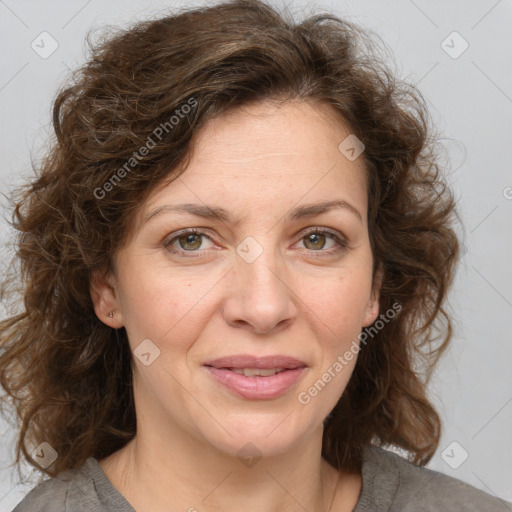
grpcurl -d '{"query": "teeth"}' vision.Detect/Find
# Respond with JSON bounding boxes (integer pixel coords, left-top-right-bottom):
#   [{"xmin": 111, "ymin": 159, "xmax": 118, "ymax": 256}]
[{"xmin": 230, "ymin": 368, "xmax": 286, "ymax": 377}]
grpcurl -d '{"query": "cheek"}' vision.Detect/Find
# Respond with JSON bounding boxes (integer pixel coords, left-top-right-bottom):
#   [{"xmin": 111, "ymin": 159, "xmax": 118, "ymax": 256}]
[
  {"xmin": 118, "ymin": 262, "xmax": 216, "ymax": 350},
  {"xmin": 299, "ymin": 273, "xmax": 369, "ymax": 406},
  {"xmin": 303, "ymin": 269, "xmax": 373, "ymax": 333}
]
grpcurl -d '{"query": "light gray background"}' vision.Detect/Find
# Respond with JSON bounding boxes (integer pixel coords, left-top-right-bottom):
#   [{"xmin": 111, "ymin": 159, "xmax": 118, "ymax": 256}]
[{"xmin": 1, "ymin": 0, "xmax": 511, "ymax": 509}]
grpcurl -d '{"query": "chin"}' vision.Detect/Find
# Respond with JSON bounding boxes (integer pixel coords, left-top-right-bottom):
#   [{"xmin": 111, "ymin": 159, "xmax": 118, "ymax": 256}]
[{"xmin": 196, "ymin": 411, "xmax": 317, "ymax": 460}]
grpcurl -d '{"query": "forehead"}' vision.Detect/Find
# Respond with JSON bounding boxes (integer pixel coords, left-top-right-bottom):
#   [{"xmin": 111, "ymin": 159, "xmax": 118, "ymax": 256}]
[
  {"xmin": 189, "ymin": 99, "xmax": 362, "ymax": 171},
  {"xmin": 137, "ymin": 99, "xmax": 368, "ymax": 227}
]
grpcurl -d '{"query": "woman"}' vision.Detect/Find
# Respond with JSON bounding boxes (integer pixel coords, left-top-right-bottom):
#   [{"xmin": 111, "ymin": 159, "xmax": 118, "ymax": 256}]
[{"xmin": 1, "ymin": 0, "xmax": 510, "ymax": 510}]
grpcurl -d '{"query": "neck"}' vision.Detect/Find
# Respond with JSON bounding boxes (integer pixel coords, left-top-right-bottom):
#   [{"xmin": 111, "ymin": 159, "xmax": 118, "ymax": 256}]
[
  {"xmin": 99, "ymin": 428, "xmax": 359, "ymax": 512},
  {"xmin": 98, "ymin": 376, "xmax": 362, "ymax": 512}
]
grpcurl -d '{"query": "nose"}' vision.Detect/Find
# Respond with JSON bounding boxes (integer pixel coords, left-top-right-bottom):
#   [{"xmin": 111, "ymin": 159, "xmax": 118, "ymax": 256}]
[{"xmin": 221, "ymin": 243, "xmax": 298, "ymax": 335}]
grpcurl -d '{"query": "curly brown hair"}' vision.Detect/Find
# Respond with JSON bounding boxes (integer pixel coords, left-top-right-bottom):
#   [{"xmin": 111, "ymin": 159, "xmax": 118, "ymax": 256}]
[{"xmin": 0, "ymin": 0, "xmax": 459, "ymax": 481}]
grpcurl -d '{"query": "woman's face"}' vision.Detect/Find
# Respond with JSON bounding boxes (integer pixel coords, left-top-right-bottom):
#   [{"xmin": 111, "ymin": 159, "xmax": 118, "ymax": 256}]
[{"xmin": 93, "ymin": 99, "xmax": 380, "ymax": 459}]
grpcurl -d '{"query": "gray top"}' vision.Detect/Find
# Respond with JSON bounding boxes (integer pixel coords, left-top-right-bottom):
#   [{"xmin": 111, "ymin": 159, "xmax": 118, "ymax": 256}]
[{"xmin": 11, "ymin": 444, "xmax": 512, "ymax": 512}]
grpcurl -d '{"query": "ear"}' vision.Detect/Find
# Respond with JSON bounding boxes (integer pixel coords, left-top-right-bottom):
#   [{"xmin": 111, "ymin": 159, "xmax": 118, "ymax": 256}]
[
  {"xmin": 362, "ymin": 265, "xmax": 383, "ymax": 327},
  {"xmin": 89, "ymin": 265, "xmax": 124, "ymax": 328}
]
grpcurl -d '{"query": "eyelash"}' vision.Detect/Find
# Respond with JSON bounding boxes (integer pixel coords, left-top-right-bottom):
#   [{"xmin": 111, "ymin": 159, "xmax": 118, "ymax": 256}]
[{"xmin": 163, "ymin": 227, "xmax": 349, "ymax": 257}]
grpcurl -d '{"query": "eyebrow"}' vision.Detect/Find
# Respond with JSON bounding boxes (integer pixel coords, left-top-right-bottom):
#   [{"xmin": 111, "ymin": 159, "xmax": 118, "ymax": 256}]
[{"xmin": 143, "ymin": 199, "xmax": 363, "ymax": 225}]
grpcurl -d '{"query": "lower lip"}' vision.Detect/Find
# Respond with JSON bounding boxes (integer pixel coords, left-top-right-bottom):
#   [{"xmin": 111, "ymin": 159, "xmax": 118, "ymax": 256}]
[{"xmin": 204, "ymin": 366, "xmax": 306, "ymax": 400}]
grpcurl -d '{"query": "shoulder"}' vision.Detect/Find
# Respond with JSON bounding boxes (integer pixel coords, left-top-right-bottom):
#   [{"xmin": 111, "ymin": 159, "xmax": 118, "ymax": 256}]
[
  {"xmin": 355, "ymin": 444, "xmax": 512, "ymax": 512},
  {"xmin": 10, "ymin": 457, "xmax": 132, "ymax": 512},
  {"xmin": 11, "ymin": 466, "xmax": 75, "ymax": 512}
]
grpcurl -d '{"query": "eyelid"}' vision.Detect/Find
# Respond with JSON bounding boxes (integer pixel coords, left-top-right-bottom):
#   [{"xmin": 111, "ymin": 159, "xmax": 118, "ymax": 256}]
[
  {"xmin": 300, "ymin": 226, "xmax": 347, "ymax": 241},
  {"xmin": 163, "ymin": 226, "xmax": 349, "ymax": 256},
  {"xmin": 297, "ymin": 226, "xmax": 349, "ymax": 251},
  {"xmin": 163, "ymin": 228, "xmax": 217, "ymax": 253}
]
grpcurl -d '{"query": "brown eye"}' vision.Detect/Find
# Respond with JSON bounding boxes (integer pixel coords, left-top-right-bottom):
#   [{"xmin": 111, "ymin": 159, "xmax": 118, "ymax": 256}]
[
  {"xmin": 303, "ymin": 232, "xmax": 328, "ymax": 250},
  {"xmin": 164, "ymin": 230, "xmax": 215, "ymax": 255},
  {"xmin": 177, "ymin": 233, "xmax": 203, "ymax": 251},
  {"xmin": 298, "ymin": 228, "xmax": 348, "ymax": 253}
]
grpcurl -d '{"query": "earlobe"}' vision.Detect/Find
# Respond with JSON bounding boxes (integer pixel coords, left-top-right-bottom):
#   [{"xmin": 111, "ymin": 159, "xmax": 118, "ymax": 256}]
[
  {"xmin": 362, "ymin": 296, "xmax": 380, "ymax": 327},
  {"xmin": 362, "ymin": 265, "xmax": 383, "ymax": 327},
  {"xmin": 89, "ymin": 267, "xmax": 123, "ymax": 328}
]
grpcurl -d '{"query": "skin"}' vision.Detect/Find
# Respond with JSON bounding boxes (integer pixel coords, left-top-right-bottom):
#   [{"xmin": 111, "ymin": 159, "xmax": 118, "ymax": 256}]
[{"xmin": 90, "ymin": 98, "xmax": 381, "ymax": 512}]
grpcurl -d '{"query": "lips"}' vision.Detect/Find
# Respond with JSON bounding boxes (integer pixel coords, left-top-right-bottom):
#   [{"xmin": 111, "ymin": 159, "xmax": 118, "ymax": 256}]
[
  {"xmin": 203, "ymin": 354, "xmax": 307, "ymax": 370},
  {"xmin": 203, "ymin": 354, "xmax": 307, "ymax": 400}
]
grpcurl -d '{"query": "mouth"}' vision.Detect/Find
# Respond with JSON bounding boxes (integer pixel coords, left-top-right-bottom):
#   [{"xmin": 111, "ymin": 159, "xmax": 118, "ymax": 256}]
[
  {"xmin": 219, "ymin": 367, "xmax": 289, "ymax": 377},
  {"xmin": 203, "ymin": 355, "xmax": 307, "ymax": 400}
]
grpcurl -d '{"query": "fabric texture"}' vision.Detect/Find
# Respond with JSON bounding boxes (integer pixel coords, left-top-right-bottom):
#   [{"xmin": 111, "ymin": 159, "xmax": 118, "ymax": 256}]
[{"xmin": 11, "ymin": 444, "xmax": 512, "ymax": 512}]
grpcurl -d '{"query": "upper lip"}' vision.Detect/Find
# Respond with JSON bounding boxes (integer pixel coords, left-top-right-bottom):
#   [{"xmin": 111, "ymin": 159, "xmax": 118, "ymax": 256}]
[{"xmin": 203, "ymin": 355, "xmax": 307, "ymax": 370}]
